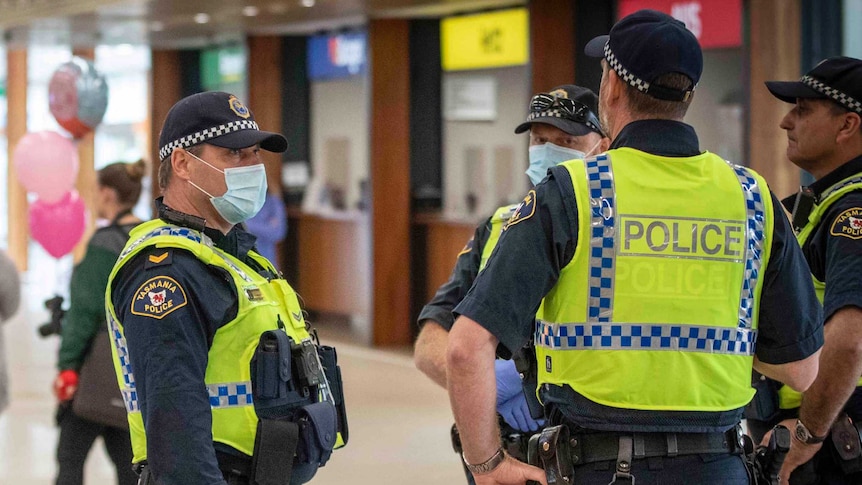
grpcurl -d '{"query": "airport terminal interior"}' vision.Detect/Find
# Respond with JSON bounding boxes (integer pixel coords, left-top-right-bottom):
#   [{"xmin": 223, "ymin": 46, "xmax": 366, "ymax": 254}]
[{"xmin": 1, "ymin": 0, "xmax": 862, "ymax": 483}]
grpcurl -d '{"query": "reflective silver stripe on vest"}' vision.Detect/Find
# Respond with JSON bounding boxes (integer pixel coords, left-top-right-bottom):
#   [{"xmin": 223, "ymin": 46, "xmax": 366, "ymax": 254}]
[
  {"xmin": 108, "ymin": 312, "xmax": 139, "ymax": 413},
  {"xmin": 536, "ymin": 321, "xmax": 756, "ymax": 356},
  {"xmin": 207, "ymin": 381, "xmax": 254, "ymax": 408},
  {"xmin": 118, "ymin": 226, "xmax": 203, "ymax": 262},
  {"xmin": 585, "ymin": 154, "xmax": 616, "ymax": 322},
  {"xmin": 728, "ymin": 164, "xmax": 765, "ymax": 331},
  {"xmin": 822, "ymin": 176, "xmax": 862, "ymax": 200},
  {"xmin": 118, "ymin": 224, "xmax": 254, "ymax": 283}
]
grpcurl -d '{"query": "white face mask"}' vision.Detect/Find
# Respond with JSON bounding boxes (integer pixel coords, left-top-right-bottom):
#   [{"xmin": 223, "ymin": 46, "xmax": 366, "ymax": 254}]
[
  {"xmin": 525, "ymin": 140, "xmax": 601, "ymax": 186},
  {"xmin": 186, "ymin": 151, "xmax": 268, "ymax": 224}
]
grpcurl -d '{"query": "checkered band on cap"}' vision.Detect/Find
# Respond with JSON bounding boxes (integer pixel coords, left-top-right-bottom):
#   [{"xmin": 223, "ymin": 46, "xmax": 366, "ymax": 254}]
[
  {"xmin": 802, "ymin": 75, "xmax": 862, "ymax": 114},
  {"xmin": 158, "ymin": 119, "xmax": 260, "ymax": 160},
  {"xmin": 604, "ymin": 43, "xmax": 651, "ymax": 95},
  {"xmin": 526, "ymin": 108, "xmax": 603, "ymax": 135}
]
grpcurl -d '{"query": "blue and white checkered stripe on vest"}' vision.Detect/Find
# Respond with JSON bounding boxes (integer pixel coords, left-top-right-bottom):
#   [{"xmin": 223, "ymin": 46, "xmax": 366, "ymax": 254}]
[
  {"xmin": 535, "ymin": 157, "xmax": 764, "ymax": 357},
  {"xmin": 111, "ymin": 225, "xmax": 256, "ymax": 413}
]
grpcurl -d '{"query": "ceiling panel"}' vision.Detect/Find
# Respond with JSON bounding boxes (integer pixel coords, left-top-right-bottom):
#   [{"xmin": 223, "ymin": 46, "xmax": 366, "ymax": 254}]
[{"xmin": 0, "ymin": 0, "xmax": 524, "ymax": 48}]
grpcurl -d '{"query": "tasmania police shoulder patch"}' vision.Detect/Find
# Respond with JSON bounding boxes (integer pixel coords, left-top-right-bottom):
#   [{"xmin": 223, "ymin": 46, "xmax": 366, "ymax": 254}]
[
  {"xmin": 503, "ymin": 190, "xmax": 537, "ymax": 231},
  {"xmin": 131, "ymin": 276, "xmax": 188, "ymax": 319},
  {"xmin": 830, "ymin": 207, "xmax": 862, "ymax": 240}
]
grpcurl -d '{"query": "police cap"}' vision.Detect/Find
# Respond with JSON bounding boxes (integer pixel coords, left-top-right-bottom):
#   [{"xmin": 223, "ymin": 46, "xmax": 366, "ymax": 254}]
[
  {"xmin": 765, "ymin": 56, "xmax": 862, "ymax": 115},
  {"xmin": 158, "ymin": 91, "xmax": 288, "ymax": 161},
  {"xmin": 584, "ymin": 9, "xmax": 703, "ymax": 102},
  {"xmin": 515, "ymin": 85, "xmax": 603, "ymax": 137}
]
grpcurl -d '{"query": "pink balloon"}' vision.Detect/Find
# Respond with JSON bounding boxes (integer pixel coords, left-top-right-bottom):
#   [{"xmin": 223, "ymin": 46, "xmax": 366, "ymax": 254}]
[
  {"xmin": 29, "ymin": 191, "xmax": 87, "ymax": 258},
  {"xmin": 14, "ymin": 131, "xmax": 79, "ymax": 203}
]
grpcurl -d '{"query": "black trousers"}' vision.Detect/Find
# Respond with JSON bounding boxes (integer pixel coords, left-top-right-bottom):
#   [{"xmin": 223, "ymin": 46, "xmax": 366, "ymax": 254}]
[
  {"xmin": 570, "ymin": 453, "xmax": 751, "ymax": 485},
  {"xmin": 55, "ymin": 405, "xmax": 137, "ymax": 485}
]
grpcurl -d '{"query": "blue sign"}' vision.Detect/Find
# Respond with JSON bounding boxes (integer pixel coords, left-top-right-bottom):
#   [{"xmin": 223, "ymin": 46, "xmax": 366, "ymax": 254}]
[{"xmin": 307, "ymin": 32, "xmax": 367, "ymax": 81}]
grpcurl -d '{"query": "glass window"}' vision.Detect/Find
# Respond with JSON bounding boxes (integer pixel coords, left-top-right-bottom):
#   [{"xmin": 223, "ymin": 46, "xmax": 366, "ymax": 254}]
[
  {"xmin": 95, "ymin": 44, "xmax": 151, "ymax": 219},
  {"xmin": 844, "ymin": 0, "xmax": 862, "ymax": 57}
]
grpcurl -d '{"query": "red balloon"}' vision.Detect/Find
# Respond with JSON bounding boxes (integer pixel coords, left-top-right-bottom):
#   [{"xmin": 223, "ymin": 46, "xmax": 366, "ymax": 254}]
[
  {"xmin": 13, "ymin": 131, "xmax": 79, "ymax": 203},
  {"xmin": 29, "ymin": 191, "xmax": 87, "ymax": 258}
]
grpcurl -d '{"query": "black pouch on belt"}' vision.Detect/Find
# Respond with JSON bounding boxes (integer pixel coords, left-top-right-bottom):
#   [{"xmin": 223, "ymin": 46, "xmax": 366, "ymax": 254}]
[
  {"xmin": 318, "ymin": 345, "xmax": 349, "ymax": 445},
  {"xmin": 250, "ymin": 330, "xmax": 313, "ymax": 420},
  {"xmin": 296, "ymin": 401, "xmax": 338, "ymax": 466},
  {"xmin": 829, "ymin": 413, "xmax": 862, "ymax": 475},
  {"xmin": 536, "ymin": 425, "xmax": 573, "ymax": 484}
]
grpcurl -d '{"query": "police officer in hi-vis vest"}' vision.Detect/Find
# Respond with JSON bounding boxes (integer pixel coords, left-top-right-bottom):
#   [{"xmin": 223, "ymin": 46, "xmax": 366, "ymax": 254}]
[
  {"xmin": 757, "ymin": 57, "xmax": 862, "ymax": 485},
  {"xmin": 414, "ymin": 85, "xmax": 609, "ymax": 482},
  {"xmin": 445, "ymin": 10, "xmax": 823, "ymax": 485},
  {"xmin": 106, "ymin": 92, "xmax": 347, "ymax": 485}
]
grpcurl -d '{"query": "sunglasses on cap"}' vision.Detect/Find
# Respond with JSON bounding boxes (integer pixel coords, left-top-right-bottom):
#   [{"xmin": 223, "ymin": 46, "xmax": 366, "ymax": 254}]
[{"xmin": 529, "ymin": 93, "xmax": 604, "ymax": 135}]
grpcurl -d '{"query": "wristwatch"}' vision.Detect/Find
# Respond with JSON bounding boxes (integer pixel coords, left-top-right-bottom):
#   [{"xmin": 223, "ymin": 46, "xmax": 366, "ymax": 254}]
[
  {"xmin": 462, "ymin": 447, "xmax": 506, "ymax": 475},
  {"xmin": 794, "ymin": 419, "xmax": 828, "ymax": 444}
]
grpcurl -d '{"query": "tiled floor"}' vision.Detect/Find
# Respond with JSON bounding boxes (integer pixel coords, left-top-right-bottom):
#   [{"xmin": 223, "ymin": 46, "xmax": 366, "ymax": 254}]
[{"xmin": 0, "ymin": 268, "xmax": 465, "ymax": 484}]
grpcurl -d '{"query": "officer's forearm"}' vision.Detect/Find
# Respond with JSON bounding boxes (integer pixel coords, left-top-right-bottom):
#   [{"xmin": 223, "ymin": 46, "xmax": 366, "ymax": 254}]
[
  {"xmin": 414, "ymin": 320, "xmax": 450, "ymax": 388},
  {"xmin": 799, "ymin": 306, "xmax": 862, "ymax": 436},
  {"xmin": 447, "ymin": 315, "xmax": 502, "ymax": 465}
]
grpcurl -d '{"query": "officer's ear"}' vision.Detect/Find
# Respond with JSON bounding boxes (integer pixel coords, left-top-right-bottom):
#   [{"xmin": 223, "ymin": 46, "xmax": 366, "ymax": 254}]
[
  {"xmin": 171, "ymin": 148, "xmax": 193, "ymax": 182},
  {"xmin": 836, "ymin": 111, "xmax": 862, "ymax": 144}
]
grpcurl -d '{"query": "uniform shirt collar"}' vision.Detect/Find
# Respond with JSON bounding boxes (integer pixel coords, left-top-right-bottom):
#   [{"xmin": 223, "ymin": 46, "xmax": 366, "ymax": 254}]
[
  {"xmin": 807, "ymin": 155, "xmax": 862, "ymax": 199},
  {"xmin": 609, "ymin": 120, "xmax": 701, "ymax": 157},
  {"xmin": 156, "ymin": 197, "xmax": 258, "ymax": 259}
]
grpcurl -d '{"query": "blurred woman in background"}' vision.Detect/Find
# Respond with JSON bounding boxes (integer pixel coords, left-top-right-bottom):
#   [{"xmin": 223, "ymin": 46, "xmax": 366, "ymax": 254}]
[{"xmin": 53, "ymin": 159, "xmax": 146, "ymax": 485}]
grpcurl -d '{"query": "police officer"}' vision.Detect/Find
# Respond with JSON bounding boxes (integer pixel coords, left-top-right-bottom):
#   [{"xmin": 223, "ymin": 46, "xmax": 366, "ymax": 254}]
[
  {"xmin": 414, "ymin": 85, "xmax": 608, "ymax": 481},
  {"xmin": 106, "ymin": 92, "xmax": 344, "ymax": 485},
  {"xmin": 445, "ymin": 10, "xmax": 823, "ymax": 485},
  {"xmin": 762, "ymin": 57, "xmax": 862, "ymax": 485}
]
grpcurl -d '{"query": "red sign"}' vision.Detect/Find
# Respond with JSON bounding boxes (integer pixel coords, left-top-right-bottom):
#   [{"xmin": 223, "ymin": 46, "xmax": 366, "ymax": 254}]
[{"xmin": 618, "ymin": 0, "xmax": 742, "ymax": 49}]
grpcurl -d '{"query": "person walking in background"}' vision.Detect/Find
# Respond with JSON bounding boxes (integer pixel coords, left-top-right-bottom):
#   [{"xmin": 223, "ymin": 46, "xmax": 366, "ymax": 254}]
[
  {"xmin": 244, "ymin": 186, "xmax": 287, "ymax": 271},
  {"xmin": 0, "ymin": 249, "xmax": 21, "ymax": 416},
  {"xmin": 53, "ymin": 159, "xmax": 146, "ymax": 485}
]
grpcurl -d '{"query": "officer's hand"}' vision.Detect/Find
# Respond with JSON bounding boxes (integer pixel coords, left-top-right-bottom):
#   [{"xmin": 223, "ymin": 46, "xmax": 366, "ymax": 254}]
[
  {"xmin": 498, "ymin": 393, "xmax": 545, "ymax": 432},
  {"xmin": 53, "ymin": 369, "xmax": 79, "ymax": 401},
  {"xmin": 473, "ymin": 454, "xmax": 548, "ymax": 485},
  {"xmin": 777, "ymin": 436, "xmax": 822, "ymax": 485},
  {"xmin": 495, "ymin": 360, "xmax": 522, "ymax": 404}
]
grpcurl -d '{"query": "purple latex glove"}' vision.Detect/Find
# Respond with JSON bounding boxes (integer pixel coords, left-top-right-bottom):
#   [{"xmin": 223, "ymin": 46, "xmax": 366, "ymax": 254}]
[{"xmin": 494, "ymin": 360, "xmax": 544, "ymax": 432}]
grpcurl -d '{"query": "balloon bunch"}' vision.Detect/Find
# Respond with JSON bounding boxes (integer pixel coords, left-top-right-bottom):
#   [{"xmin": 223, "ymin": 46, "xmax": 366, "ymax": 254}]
[{"xmin": 13, "ymin": 57, "xmax": 108, "ymax": 259}]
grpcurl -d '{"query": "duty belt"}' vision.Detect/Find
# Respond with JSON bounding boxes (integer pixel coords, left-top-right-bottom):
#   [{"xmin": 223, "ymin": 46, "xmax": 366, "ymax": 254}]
[
  {"xmin": 568, "ymin": 427, "xmax": 743, "ymax": 464},
  {"xmin": 527, "ymin": 425, "xmax": 745, "ymax": 484}
]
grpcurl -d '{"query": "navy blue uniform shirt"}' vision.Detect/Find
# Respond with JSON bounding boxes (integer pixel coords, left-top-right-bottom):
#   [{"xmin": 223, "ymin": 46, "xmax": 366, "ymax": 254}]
[
  {"xmin": 110, "ymin": 198, "xmax": 272, "ymax": 485},
  {"xmin": 454, "ymin": 120, "xmax": 824, "ymax": 432},
  {"xmin": 783, "ymin": 155, "xmax": 862, "ymax": 420}
]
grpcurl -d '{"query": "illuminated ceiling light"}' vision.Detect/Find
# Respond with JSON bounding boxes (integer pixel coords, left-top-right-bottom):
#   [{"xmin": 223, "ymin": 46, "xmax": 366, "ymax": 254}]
[
  {"xmin": 149, "ymin": 21, "xmax": 164, "ymax": 31},
  {"xmin": 301, "ymin": 0, "xmax": 315, "ymax": 7},
  {"xmin": 194, "ymin": 13, "xmax": 210, "ymax": 24},
  {"xmin": 242, "ymin": 5, "xmax": 260, "ymax": 16}
]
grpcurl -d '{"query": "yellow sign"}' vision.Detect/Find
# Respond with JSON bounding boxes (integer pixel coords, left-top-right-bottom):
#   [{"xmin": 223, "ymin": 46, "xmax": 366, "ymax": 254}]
[{"xmin": 441, "ymin": 8, "xmax": 529, "ymax": 71}]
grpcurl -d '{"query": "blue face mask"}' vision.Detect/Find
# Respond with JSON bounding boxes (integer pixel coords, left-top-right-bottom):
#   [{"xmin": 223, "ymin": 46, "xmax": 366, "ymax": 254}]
[
  {"xmin": 526, "ymin": 141, "xmax": 599, "ymax": 186},
  {"xmin": 187, "ymin": 152, "xmax": 268, "ymax": 224}
]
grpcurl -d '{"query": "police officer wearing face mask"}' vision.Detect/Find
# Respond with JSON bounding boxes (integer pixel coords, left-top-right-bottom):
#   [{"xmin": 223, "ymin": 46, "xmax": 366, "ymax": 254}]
[
  {"xmin": 445, "ymin": 10, "xmax": 823, "ymax": 485},
  {"xmin": 414, "ymin": 85, "xmax": 608, "ymax": 483},
  {"xmin": 106, "ymin": 92, "xmax": 347, "ymax": 485}
]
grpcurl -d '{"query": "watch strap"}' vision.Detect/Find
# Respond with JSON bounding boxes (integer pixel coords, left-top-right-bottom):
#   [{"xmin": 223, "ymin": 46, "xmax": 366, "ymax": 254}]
[
  {"xmin": 796, "ymin": 419, "xmax": 828, "ymax": 444},
  {"xmin": 463, "ymin": 447, "xmax": 506, "ymax": 475}
]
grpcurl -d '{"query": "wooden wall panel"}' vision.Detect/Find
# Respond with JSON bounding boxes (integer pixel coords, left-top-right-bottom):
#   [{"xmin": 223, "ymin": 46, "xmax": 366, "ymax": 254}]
[
  {"xmin": 149, "ymin": 50, "xmax": 183, "ymax": 213},
  {"xmin": 530, "ymin": 0, "xmax": 576, "ymax": 92},
  {"xmin": 6, "ymin": 50, "xmax": 27, "ymax": 271},
  {"xmin": 370, "ymin": 19, "xmax": 412, "ymax": 346},
  {"xmin": 421, "ymin": 220, "xmax": 477, "ymax": 304},
  {"xmin": 247, "ymin": 36, "xmax": 283, "ymax": 191},
  {"xmin": 749, "ymin": 0, "xmax": 802, "ymax": 199}
]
